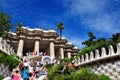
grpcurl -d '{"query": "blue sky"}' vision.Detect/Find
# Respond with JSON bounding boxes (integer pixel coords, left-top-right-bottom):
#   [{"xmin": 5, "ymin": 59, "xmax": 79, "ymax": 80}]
[{"xmin": 0, "ymin": 0, "xmax": 120, "ymax": 49}]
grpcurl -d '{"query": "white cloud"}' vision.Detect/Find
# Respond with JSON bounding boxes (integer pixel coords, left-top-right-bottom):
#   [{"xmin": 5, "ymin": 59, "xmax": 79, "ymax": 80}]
[
  {"xmin": 64, "ymin": 34, "xmax": 87, "ymax": 49},
  {"xmin": 83, "ymin": 13, "xmax": 120, "ymax": 34},
  {"xmin": 63, "ymin": 0, "xmax": 120, "ymax": 34},
  {"xmin": 70, "ymin": 0, "xmax": 106, "ymax": 15}
]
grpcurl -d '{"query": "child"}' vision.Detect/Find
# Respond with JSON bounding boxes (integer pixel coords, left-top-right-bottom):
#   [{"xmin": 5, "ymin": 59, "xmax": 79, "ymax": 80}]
[{"xmin": 12, "ymin": 70, "xmax": 20, "ymax": 80}]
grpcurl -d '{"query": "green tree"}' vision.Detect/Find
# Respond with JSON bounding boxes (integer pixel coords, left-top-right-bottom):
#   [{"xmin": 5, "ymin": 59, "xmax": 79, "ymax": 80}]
[
  {"xmin": 111, "ymin": 33, "xmax": 120, "ymax": 42},
  {"xmin": 0, "ymin": 12, "xmax": 12, "ymax": 39},
  {"xmin": 57, "ymin": 22, "xmax": 64, "ymax": 40},
  {"xmin": 82, "ymin": 32, "xmax": 96, "ymax": 46},
  {"xmin": 17, "ymin": 22, "xmax": 23, "ymax": 30},
  {"xmin": 15, "ymin": 22, "xmax": 23, "ymax": 37}
]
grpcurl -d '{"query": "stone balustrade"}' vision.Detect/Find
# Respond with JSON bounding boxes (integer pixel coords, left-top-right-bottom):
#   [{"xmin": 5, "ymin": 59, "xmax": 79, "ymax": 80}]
[
  {"xmin": 0, "ymin": 37, "xmax": 16, "ymax": 55},
  {"xmin": 76, "ymin": 43, "xmax": 120, "ymax": 66},
  {"xmin": 75, "ymin": 43, "xmax": 120, "ymax": 80}
]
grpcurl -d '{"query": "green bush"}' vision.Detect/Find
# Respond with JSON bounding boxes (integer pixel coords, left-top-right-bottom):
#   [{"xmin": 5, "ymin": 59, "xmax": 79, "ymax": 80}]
[
  {"xmin": 77, "ymin": 41, "xmax": 116, "ymax": 57},
  {"xmin": 0, "ymin": 75, "xmax": 4, "ymax": 80},
  {"xmin": 0, "ymin": 53, "xmax": 5, "ymax": 62},
  {"xmin": 3, "ymin": 55, "xmax": 19, "ymax": 70},
  {"xmin": 0, "ymin": 54, "xmax": 19, "ymax": 71},
  {"xmin": 46, "ymin": 64, "xmax": 110, "ymax": 80},
  {"xmin": 48, "ymin": 64, "xmax": 63, "ymax": 80},
  {"xmin": 98, "ymin": 74, "xmax": 111, "ymax": 80}
]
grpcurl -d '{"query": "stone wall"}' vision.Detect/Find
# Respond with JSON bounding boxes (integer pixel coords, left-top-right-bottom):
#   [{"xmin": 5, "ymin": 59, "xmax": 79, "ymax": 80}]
[
  {"xmin": 0, "ymin": 37, "xmax": 15, "ymax": 55},
  {"xmin": 0, "ymin": 63, "xmax": 11, "ymax": 78},
  {"xmin": 89, "ymin": 60, "xmax": 120, "ymax": 80},
  {"xmin": 76, "ymin": 43, "xmax": 120, "ymax": 80},
  {"xmin": 0, "ymin": 37, "xmax": 15, "ymax": 78}
]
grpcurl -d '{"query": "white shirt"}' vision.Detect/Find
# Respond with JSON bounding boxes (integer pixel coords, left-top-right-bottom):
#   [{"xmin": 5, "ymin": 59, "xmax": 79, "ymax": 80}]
[{"xmin": 24, "ymin": 62, "xmax": 29, "ymax": 66}]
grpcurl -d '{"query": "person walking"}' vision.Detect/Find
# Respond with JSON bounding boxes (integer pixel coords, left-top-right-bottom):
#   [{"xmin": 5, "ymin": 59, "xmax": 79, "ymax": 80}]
[
  {"xmin": 38, "ymin": 64, "xmax": 48, "ymax": 80},
  {"xmin": 12, "ymin": 70, "xmax": 20, "ymax": 80},
  {"xmin": 23, "ymin": 66, "xmax": 29, "ymax": 80}
]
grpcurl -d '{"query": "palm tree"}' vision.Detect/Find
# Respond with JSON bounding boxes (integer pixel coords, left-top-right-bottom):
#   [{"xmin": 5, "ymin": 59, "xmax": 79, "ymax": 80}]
[
  {"xmin": 57, "ymin": 22, "xmax": 64, "ymax": 41},
  {"xmin": 16, "ymin": 22, "xmax": 23, "ymax": 39},
  {"xmin": 17, "ymin": 22, "xmax": 23, "ymax": 30}
]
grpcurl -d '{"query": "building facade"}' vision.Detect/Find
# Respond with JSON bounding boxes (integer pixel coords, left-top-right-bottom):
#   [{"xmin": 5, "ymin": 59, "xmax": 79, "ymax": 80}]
[{"xmin": 7, "ymin": 27, "xmax": 79, "ymax": 59}]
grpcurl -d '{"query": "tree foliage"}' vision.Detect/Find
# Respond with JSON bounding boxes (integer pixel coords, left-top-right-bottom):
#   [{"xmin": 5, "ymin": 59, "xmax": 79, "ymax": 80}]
[
  {"xmin": 79, "ymin": 32, "xmax": 119, "ymax": 56},
  {"xmin": 111, "ymin": 32, "xmax": 120, "ymax": 43},
  {"xmin": 82, "ymin": 32, "xmax": 96, "ymax": 47},
  {"xmin": 0, "ymin": 12, "xmax": 12, "ymax": 38},
  {"xmin": 57, "ymin": 22, "xmax": 64, "ymax": 31},
  {"xmin": 46, "ymin": 64, "xmax": 110, "ymax": 80},
  {"xmin": 17, "ymin": 22, "xmax": 23, "ymax": 30},
  {"xmin": 0, "ymin": 54, "xmax": 19, "ymax": 71}
]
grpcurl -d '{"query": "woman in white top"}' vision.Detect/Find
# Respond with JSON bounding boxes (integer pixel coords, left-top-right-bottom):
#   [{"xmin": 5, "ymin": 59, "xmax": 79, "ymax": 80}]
[
  {"xmin": 29, "ymin": 65, "xmax": 34, "ymax": 80},
  {"xmin": 38, "ymin": 65, "xmax": 48, "ymax": 80}
]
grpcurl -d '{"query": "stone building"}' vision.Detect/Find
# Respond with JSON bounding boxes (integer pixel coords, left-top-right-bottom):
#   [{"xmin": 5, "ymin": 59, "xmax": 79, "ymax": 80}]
[{"xmin": 7, "ymin": 27, "xmax": 79, "ymax": 59}]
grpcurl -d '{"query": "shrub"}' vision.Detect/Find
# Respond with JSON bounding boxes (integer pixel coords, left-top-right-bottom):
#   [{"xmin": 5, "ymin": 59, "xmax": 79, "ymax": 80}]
[
  {"xmin": 0, "ymin": 53, "xmax": 4, "ymax": 62},
  {"xmin": 46, "ymin": 64, "xmax": 110, "ymax": 80},
  {"xmin": 98, "ymin": 74, "xmax": 111, "ymax": 80},
  {"xmin": 2, "ymin": 55, "xmax": 19, "ymax": 70},
  {"xmin": 0, "ymin": 75, "xmax": 4, "ymax": 80},
  {"xmin": 77, "ymin": 41, "xmax": 116, "ymax": 57}
]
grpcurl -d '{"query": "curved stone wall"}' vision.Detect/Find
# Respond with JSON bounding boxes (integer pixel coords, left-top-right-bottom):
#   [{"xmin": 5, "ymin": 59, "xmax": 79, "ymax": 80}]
[
  {"xmin": 0, "ymin": 63, "xmax": 11, "ymax": 78},
  {"xmin": 75, "ymin": 43, "xmax": 120, "ymax": 80},
  {"xmin": 76, "ymin": 43, "xmax": 120, "ymax": 66}
]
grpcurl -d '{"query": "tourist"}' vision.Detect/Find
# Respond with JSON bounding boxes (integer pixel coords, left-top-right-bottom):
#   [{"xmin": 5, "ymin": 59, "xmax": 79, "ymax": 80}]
[
  {"xmin": 32, "ymin": 51, "xmax": 35, "ymax": 55},
  {"xmin": 40, "ymin": 51, "xmax": 43, "ymax": 56},
  {"xmin": 69, "ymin": 61, "xmax": 76, "ymax": 70},
  {"xmin": 35, "ymin": 65, "xmax": 40, "ymax": 78},
  {"xmin": 53, "ymin": 57, "xmax": 57, "ymax": 66},
  {"xmin": 12, "ymin": 66, "xmax": 20, "ymax": 76},
  {"xmin": 12, "ymin": 70, "xmax": 20, "ymax": 80},
  {"xmin": 23, "ymin": 59, "xmax": 29, "ymax": 67},
  {"xmin": 22, "ymin": 66, "xmax": 29, "ymax": 80},
  {"xmin": 28, "ymin": 65, "xmax": 34, "ymax": 80},
  {"xmin": 58, "ymin": 61, "xmax": 70, "ymax": 75},
  {"xmin": 18, "ymin": 60, "xmax": 24, "ymax": 77},
  {"xmin": 38, "ymin": 64, "xmax": 48, "ymax": 80},
  {"xmin": 43, "ymin": 52, "xmax": 47, "ymax": 56}
]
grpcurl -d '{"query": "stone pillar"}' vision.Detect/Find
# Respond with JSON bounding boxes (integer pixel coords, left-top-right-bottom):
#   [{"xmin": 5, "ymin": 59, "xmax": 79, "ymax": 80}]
[
  {"xmin": 67, "ymin": 52, "xmax": 71, "ymax": 58},
  {"xmin": 0, "ymin": 37, "xmax": 2, "ymax": 49},
  {"xmin": 50, "ymin": 41, "xmax": 55, "ymax": 58},
  {"xmin": 8, "ymin": 44, "xmax": 10, "ymax": 53},
  {"xmin": 34, "ymin": 40, "xmax": 39, "ymax": 54},
  {"xmin": 17, "ymin": 39, "xmax": 24, "ymax": 57},
  {"xmin": 4, "ymin": 40, "xmax": 6, "ymax": 51},
  {"xmin": 60, "ymin": 47, "xmax": 64, "ymax": 59}
]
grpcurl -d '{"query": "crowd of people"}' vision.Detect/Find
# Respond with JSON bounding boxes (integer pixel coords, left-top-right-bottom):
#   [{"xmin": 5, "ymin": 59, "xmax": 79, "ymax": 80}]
[
  {"xmin": 11, "ymin": 51, "xmax": 77, "ymax": 80},
  {"xmin": 25, "ymin": 51, "xmax": 47, "ymax": 56},
  {"xmin": 12, "ymin": 57, "xmax": 48, "ymax": 80}
]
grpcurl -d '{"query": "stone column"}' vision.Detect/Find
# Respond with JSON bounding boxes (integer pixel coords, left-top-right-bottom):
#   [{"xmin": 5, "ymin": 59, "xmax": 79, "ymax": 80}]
[
  {"xmin": 4, "ymin": 40, "xmax": 6, "ymax": 51},
  {"xmin": 7, "ymin": 44, "xmax": 10, "ymax": 53},
  {"xmin": 60, "ymin": 47, "xmax": 64, "ymax": 59},
  {"xmin": 0, "ymin": 37, "xmax": 2, "ymax": 49},
  {"xmin": 17, "ymin": 39, "xmax": 24, "ymax": 57},
  {"xmin": 50, "ymin": 41, "xmax": 55, "ymax": 58},
  {"xmin": 67, "ymin": 52, "xmax": 71, "ymax": 58},
  {"xmin": 34, "ymin": 40, "xmax": 39, "ymax": 54}
]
